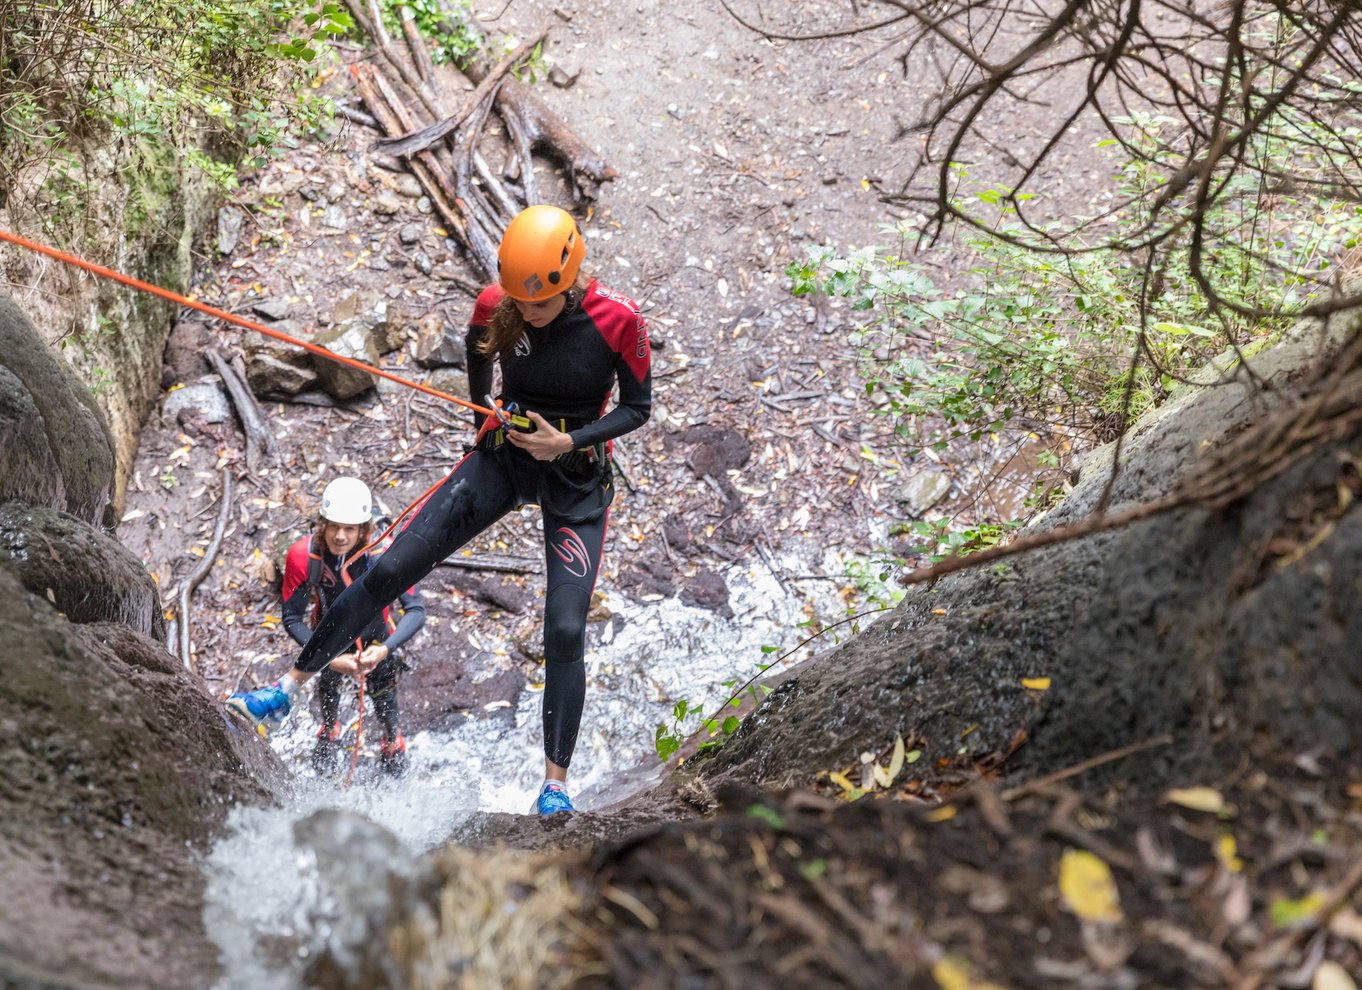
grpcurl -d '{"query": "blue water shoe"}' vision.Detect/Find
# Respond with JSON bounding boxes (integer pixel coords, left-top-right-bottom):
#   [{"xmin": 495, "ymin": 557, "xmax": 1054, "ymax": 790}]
[
  {"xmin": 534, "ymin": 781, "xmax": 574, "ymax": 815},
  {"xmin": 225, "ymin": 682, "xmax": 291, "ymax": 734}
]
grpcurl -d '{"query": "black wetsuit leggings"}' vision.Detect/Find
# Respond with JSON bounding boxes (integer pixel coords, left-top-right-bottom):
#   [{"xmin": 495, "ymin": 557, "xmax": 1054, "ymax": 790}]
[
  {"xmin": 316, "ymin": 652, "xmax": 401, "ymax": 736},
  {"xmin": 296, "ymin": 446, "xmax": 609, "ymax": 769}
]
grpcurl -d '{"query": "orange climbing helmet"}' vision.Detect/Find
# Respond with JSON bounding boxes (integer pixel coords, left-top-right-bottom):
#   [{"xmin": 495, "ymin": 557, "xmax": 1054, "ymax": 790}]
[{"xmin": 497, "ymin": 204, "xmax": 586, "ymax": 302}]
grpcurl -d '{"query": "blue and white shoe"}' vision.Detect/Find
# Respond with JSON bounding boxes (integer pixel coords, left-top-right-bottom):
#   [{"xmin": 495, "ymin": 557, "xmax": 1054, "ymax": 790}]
[
  {"xmin": 533, "ymin": 781, "xmax": 574, "ymax": 815},
  {"xmin": 225, "ymin": 683, "xmax": 291, "ymax": 734}
]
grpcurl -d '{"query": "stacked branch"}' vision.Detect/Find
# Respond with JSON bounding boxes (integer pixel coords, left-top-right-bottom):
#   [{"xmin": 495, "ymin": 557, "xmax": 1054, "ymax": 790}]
[{"xmin": 339, "ymin": 1, "xmax": 617, "ymax": 282}]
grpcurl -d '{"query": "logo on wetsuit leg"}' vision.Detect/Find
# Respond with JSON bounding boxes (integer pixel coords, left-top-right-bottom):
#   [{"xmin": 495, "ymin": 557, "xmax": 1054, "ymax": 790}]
[{"xmin": 551, "ymin": 527, "xmax": 590, "ymax": 578}]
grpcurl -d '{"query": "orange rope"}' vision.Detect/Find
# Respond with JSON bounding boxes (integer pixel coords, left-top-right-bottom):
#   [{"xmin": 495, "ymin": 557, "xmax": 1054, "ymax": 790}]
[
  {"xmin": 0, "ymin": 228, "xmax": 496, "ymax": 420},
  {"xmin": 0, "ymin": 227, "xmax": 488, "ymax": 774}
]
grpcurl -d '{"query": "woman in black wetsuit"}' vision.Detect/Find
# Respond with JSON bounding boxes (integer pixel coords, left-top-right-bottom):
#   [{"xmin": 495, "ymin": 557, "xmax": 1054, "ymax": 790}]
[{"xmin": 226, "ymin": 205, "xmax": 652, "ymax": 814}]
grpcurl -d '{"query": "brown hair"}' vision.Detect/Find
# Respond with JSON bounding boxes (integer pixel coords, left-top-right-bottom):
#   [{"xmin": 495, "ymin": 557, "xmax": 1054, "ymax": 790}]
[
  {"xmin": 313, "ymin": 517, "xmax": 372, "ymax": 555},
  {"xmin": 479, "ymin": 274, "xmax": 591, "ymax": 360}
]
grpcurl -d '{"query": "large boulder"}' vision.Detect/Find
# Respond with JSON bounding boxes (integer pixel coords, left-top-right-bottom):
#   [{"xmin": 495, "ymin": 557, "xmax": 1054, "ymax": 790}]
[
  {"xmin": 0, "ymin": 501, "xmax": 165, "ymax": 639},
  {"xmin": 0, "ymin": 296, "xmax": 284, "ymax": 990},
  {"xmin": 0, "ymin": 568, "xmax": 283, "ymax": 990},
  {"xmin": 701, "ymin": 311, "xmax": 1362, "ymax": 797},
  {"xmin": 0, "ymin": 295, "xmax": 116, "ymax": 525}
]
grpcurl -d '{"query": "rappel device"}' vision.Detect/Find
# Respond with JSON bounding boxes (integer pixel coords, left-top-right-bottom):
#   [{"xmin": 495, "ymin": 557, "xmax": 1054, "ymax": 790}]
[{"xmin": 487, "ymin": 394, "xmax": 534, "ymax": 431}]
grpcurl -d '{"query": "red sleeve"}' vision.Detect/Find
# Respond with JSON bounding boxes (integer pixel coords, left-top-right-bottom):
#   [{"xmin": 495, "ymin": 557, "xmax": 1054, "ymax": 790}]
[
  {"xmin": 471, "ymin": 284, "xmax": 504, "ymax": 326},
  {"xmin": 281, "ymin": 537, "xmax": 312, "ymax": 602},
  {"xmin": 583, "ymin": 281, "xmax": 650, "ymax": 386}
]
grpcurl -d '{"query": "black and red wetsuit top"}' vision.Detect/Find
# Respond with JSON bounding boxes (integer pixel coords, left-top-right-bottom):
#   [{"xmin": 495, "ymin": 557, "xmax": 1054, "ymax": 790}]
[
  {"xmin": 280, "ymin": 536, "xmax": 424, "ymax": 651},
  {"xmin": 465, "ymin": 280, "xmax": 651, "ymax": 449}
]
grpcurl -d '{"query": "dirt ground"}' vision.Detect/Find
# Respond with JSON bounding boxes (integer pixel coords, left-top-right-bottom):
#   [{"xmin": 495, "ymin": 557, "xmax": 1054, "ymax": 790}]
[
  {"xmin": 120, "ymin": 0, "xmax": 989, "ymax": 728},
  {"xmin": 114, "ymin": 3, "xmax": 1362, "ymax": 988}
]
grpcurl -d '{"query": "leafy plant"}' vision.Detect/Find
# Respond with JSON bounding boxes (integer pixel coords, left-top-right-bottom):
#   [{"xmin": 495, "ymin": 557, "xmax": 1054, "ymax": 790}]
[
  {"xmin": 379, "ymin": 0, "xmax": 481, "ymax": 67},
  {"xmin": 0, "ymin": 0, "xmax": 353, "ymax": 225},
  {"xmin": 842, "ymin": 554, "xmax": 905, "ymax": 608},
  {"xmin": 790, "ymin": 124, "xmax": 1362, "ymax": 465}
]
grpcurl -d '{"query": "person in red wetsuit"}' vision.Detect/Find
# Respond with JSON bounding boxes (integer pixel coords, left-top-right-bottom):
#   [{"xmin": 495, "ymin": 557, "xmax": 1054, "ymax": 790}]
[
  {"xmin": 227, "ymin": 205, "xmax": 652, "ymax": 815},
  {"xmin": 276, "ymin": 476, "xmax": 425, "ymax": 776}
]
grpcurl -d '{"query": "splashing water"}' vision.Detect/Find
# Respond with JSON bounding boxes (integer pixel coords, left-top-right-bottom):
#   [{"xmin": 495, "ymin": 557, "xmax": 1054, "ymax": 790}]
[{"xmin": 203, "ymin": 553, "xmax": 846, "ymax": 988}]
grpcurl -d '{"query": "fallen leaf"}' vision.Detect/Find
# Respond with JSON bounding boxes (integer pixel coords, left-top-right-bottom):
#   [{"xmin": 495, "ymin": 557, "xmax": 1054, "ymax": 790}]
[
  {"xmin": 1272, "ymin": 891, "xmax": 1327, "ymax": 928},
  {"xmin": 1215, "ymin": 832, "xmax": 1243, "ymax": 873},
  {"xmin": 886, "ymin": 735, "xmax": 905, "ymax": 783},
  {"xmin": 1059, "ymin": 848, "xmax": 1124, "ymax": 923},
  {"xmin": 1315, "ymin": 961, "xmax": 1358, "ymax": 990},
  {"xmin": 1021, "ymin": 676, "xmax": 1051, "ymax": 691},
  {"xmin": 932, "ymin": 957, "xmax": 1011, "ymax": 990},
  {"xmin": 1165, "ymin": 786, "xmax": 1228, "ymax": 814}
]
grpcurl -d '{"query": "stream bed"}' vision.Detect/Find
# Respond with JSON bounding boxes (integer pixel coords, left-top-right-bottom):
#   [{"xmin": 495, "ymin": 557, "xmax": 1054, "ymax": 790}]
[{"xmin": 201, "ymin": 552, "xmax": 847, "ymax": 989}]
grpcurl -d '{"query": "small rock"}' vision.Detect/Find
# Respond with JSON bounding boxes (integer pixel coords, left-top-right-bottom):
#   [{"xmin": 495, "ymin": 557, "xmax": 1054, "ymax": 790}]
[
  {"xmin": 215, "ymin": 206, "xmax": 243, "ymax": 256},
  {"xmin": 251, "ymin": 298, "xmax": 291, "ymax": 322},
  {"xmin": 549, "ymin": 65, "xmax": 580, "ymax": 88},
  {"xmin": 399, "ymin": 224, "xmax": 422, "ymax": 246},
  {"xmin": 412, "ymin": 251, "xmax": 433, "ymax": 276},
  {"xmin": 374, "ymin": 192, "xmax": 402, "ymax": 215},
  {"xmin": 162, "ymin": 383, "xmax": 229, "ymax": 425},
  {"xmin": 895, "ymin": 470, "xmax": 952, "ymax": 516},
  {"xmin": 416, "ymin": 196, "xmax": 433, "ymax": 215},
  {"xmin": 413, "ymin": 314, "xmax": 464, "ymax": 369}
]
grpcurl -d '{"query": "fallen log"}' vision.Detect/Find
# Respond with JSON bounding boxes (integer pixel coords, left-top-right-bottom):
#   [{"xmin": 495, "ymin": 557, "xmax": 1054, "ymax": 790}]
[
  {"xmin": 373, "ymin": 32, "xmax": 543, "ymax": 160},
  {"xmin": 176, "ymin": 469, "xmax": 234, "ymax": 670},
  {"xmin": 460, "ymin": 42, "xmax": 619, "ymax": 202},
  {"xmin": 205, "ymin": 348, "xmax": 280, "ymax": 473}
]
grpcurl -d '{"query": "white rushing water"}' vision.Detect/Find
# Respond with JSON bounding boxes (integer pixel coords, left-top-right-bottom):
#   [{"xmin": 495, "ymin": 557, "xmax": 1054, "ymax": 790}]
[{"xmin": 202, "ymin": 551, "xmax": 847, "ymax": 989}]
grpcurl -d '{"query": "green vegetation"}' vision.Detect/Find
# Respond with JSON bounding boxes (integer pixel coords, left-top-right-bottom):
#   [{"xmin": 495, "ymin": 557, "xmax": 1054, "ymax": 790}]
[
  {"xmin": 788, "ymin": 114, "xmax": 1362, "ymax": 573},
  {"xmin": 380, "ymin": 0, "xmax": 481, "ymax": 66},
  {"xmin": 0, "ymin": 0, "xmax": 352, "ymax": 237}
]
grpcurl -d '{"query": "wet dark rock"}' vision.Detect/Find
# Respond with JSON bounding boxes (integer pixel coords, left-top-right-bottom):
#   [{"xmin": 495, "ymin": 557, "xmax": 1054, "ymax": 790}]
[
  {"xmin": 294, "ymin": 810, "xmax": 425, "ymax": 990},
  {"xmin": 0, "ymin": 501, "xmax": 166, "ymax": 639},
  {"xmin": 0, "ymin": 295, "xmax": 115, "ymax": 526},
  {"xmin": 0, "ymin": 567, "xmax": 283, "ymax": 989},
  {"xmin": 677, "ymin": 568, "xmax": 732, "ymax": 617},
  {"xmin": 450, "ymin": 788, "xmax": 703, "ymax": 853},
  {"xmin": 446, "ymin": 571, "xmax": 533, "ymax": 614},
  {"xmin": 402, "ymin": 661, "xmax": 523, "ymax": 731}
]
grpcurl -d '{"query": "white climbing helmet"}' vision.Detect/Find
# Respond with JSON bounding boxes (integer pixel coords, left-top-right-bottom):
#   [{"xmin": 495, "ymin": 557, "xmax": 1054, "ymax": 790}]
[{"xmin": 319, "ymin": 477, "xmax": 373, "ymax": 525}]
